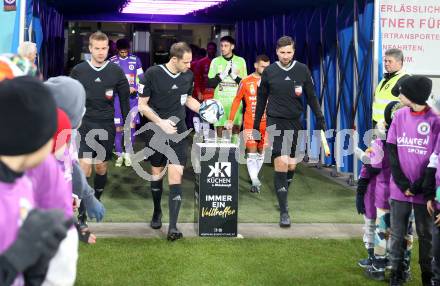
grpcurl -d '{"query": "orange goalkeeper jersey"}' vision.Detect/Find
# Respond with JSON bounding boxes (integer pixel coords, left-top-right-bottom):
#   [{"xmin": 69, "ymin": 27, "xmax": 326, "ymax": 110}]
[{"xmin": 229, "ymin": 74, "xmax": 266, "ymax": 128}]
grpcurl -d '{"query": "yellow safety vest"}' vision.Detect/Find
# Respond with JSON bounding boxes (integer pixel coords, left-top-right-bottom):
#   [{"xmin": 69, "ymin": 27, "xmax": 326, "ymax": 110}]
[{"xmin": 372, "ymin": 72, "xmax": 407, "ymax": 123}]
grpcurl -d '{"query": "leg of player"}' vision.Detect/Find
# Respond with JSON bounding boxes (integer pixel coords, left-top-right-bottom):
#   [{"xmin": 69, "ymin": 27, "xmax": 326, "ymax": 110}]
[
  {"xmin": 359, "ymin": 217, "xmax": 376, "ymax": 268},
  {"xmin": 114, "ymin": 96, "xmax": 125, "ymax": 167},
  {"xmin": 94, "ymin": 162, "xmax": 108, "ymax": 201},
  {"xmin": 274, "ymin": 156, "xmax": 290, "ymax": 227},
  {"xmin": 246, "ymin": 143, "xmax": 261, "ymax": 193},
  {"xmin": 287, "ymin": 162, "xmax": 296, "ymax": 190},
  {"xmin": 167, "ymin": 164, "xmax": 184, "ymax": 241},
  {"xmin": 150, "ymin": 166, "xmax": 165, "ymax": 229},
  {"xmin": 123, "ymin": 121, "xmax": 136, "ymax": 167},
  {"xmin": 365, "ymin": 208, "xmax": 390, "ymax": 281},
  {"xmin": 115, "ymin": 126, "xmax": 124, "ymax": 167},
  {"xmin": 232, "ymin": 124, "xmax": 241, "ymax": 145}
]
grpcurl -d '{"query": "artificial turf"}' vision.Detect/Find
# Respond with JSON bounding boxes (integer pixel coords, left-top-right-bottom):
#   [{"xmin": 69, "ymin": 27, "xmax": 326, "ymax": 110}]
[
  {"xmin": 99, "ymin": 160, "xmax": 362, "ymax": 224},
  {"xmin": 76, "ymin": 238, "xmax": 422, "ymax": 286}
]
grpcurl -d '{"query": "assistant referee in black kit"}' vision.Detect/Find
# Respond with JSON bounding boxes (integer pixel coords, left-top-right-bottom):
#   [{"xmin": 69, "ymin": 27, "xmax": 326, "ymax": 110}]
[
  {"xmin": 71, "ymin": 31, "xmax": 130, "ymax": 227},
  {"xmin": 254, "ymin": 36, "xmax": 326, "ymax": 228}
]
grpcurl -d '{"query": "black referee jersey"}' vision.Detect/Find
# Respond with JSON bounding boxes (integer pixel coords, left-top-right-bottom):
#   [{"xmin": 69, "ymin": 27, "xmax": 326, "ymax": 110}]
[
  {"xmin": 254, "ymin": 60, "xmax": 324, "ymax": 130},
  {"xmin": 138, "ymin": 64, "xmax": 194, "ymax": 131},
  {"xmin": 71, "ymin": 60, "xmax": 130, "ymax": 122}
]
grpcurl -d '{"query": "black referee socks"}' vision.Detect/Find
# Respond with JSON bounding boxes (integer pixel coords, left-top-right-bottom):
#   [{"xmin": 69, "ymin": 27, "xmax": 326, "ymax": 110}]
[
  {"xmin": 94, "ymin": 173, "xmax": 108, "ymax": 200},
  {"xmin": 169, "ymin": 184, "xmax": 182, "ymax": 229},
  {"xmin": 287, "ymin": 170, "xmax": 295, "ymax": 189},
  {"xmin": 151, "ymin": 180, "xmax": 163, "ymax": 213},
  {"xmin": 274, "ymin": 171, "xmax": 288, "ymax": 213}
]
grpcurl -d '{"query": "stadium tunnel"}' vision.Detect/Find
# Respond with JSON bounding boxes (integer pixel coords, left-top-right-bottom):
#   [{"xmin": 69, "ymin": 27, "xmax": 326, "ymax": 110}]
[{"xmin": 0, "ymin": 0, "xmax": 377, "ymax": 182}]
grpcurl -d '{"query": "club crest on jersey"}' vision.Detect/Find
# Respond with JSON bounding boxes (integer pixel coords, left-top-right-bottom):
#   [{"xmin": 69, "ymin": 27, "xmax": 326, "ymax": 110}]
[
  {"xmin": 417, "ymin": 122, "xmax": 430, "ymax": 136},
  {"xmin": 129, "ymin": 64, "xmax": 135, "ymax": 70},
  {"xmin": 250, "ymin": 84, "xmax": 256, "ymax": 95},
  {"xmin": 295, "ymin": 85, "xmax": 303, "ymax": 96},
  {"xmin": 105, "ymin": 89, "xmax": 114, "ymax": 100}
]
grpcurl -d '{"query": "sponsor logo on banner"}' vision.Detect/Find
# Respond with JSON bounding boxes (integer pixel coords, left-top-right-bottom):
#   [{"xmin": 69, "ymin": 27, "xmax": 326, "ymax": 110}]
[
  {"xmin": 206, "ymin": 162, "xmax": 232, "ymax": 187},
  {"xmin": 4, "ymin": 0, "xmax": 16, "ymax": 11},
  {"xmin": 380, "ymin": 0, "xmax": 440, "ymax": 75}
]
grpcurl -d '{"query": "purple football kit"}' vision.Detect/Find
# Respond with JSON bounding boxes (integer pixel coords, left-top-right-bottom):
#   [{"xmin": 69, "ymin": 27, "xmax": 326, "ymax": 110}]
[{"xmin": 110, "ymin": 54, "xmax": 143, "ymax": 126}]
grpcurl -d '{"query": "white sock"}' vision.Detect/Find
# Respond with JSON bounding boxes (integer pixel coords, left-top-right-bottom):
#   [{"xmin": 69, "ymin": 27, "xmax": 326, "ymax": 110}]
[
  {"xmin": 256, "ymin": 153, "xmax": 264, "ymax": 172},
  {"xmin": 247, "ymin": 153, "xmax": 260, "ymax": 186}
]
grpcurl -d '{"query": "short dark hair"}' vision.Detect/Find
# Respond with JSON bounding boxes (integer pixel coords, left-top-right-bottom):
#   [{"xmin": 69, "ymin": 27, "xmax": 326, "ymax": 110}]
[
  {"xmin": 89, "ymin": 31, "xmax": 108, "ymax": 44},
  {"xmin": 207, "ymin": 42, "xmax": 217, "ymax": 49},
  {"xmin": 385, "ymin": 48, "xmax": 404, "ymax": 63},
  {"xmin": 169, "ymin": 42, "xmax": 192, "ymax": 59},
  {"xmin": 116, "ymin": 38, "xmax": 130, "ymax": 50},
  {"xmin": 256, "ymin": 54, "xmax": 270, "ymax": 63},
  {"xmin": 276, "ymin": 36, "xmax": 295, "ymax": 49},
  {"xmin": 220, "ymin": 36, "xmax": 235, "ymax": 45}
]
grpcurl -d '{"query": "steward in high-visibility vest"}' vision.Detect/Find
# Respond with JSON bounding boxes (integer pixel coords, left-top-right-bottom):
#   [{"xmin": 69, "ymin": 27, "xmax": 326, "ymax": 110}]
[
  {"xmin": 372, "ymin": 49, "xmax": 409, "ymax": 125},
  {"xmin": 372, "ymin": 71, "xmax": 408, "ymax": 123}
]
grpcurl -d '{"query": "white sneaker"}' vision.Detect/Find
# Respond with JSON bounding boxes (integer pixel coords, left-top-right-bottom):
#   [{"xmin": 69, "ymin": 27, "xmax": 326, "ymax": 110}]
[
  {"xmin": 115, "ymin": 156, "xmax": 124, "ymax": 167},
  {"xmin": 124, "ymin": 153, "xmax": 132, "ymax": 167}
]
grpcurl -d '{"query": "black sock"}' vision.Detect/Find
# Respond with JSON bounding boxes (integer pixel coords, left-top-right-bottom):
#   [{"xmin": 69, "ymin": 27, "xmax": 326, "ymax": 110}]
[
  {"xmin": 94, "ymin": 173, "xmax": 108, "ymax": 200},
  {"xmin": 151, "ymin": 180, "xmax": 163, "ymax": 213},
  {"xmin": 287, "ymin": 170, "xmax": 295, "ymax": 189},
  {"xmin": 274, "ymin": 171, "xmax": 288, "ymax": 213},
  {"xmin": 168, "ymin": 184, "xmax": 182, "ymax": 229}
]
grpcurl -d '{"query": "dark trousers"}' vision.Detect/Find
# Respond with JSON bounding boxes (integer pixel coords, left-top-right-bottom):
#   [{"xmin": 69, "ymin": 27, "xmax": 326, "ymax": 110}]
[
  {"xmin": 390, "ymin": 199, "xmax": 432, "ymax": 273},
  {"xmin": 432, "ymin": 212, "xmax": 440, "ymax": 282}
]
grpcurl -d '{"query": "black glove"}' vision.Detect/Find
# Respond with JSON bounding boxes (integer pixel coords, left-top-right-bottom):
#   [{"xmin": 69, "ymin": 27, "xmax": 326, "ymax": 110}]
[
  {"xmin": 356, "ymin": 178, "xmax": 369, "ymax": 215},
  {"xmin": 356, "ymin": 192, "xmax": 366, "ymax": 215},
  {"xmin": 2, "ymin": 209, "xmax": 73, "ymax": 273},
  {"xmin": 23, "ymin": 256, "xmax": 50, "ymax": 286},
  {"xmin": 409, "ymin": 177, "xmax": 424, "ymax": 195},
  {"xmin": 315, "ymin": 117, "xmax": 326, "ymax": 131}
]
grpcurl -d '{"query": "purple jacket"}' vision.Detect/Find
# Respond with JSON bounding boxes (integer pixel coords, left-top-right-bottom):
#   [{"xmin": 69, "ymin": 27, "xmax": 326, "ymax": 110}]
[{"xmin": 360, "ymin": 139, "xmax": 390, "ymax": 218}]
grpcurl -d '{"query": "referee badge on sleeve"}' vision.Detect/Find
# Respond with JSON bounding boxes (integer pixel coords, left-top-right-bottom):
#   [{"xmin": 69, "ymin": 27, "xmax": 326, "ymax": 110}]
[
  {"xmin": 180, "ymin": 93, "xmax": 188, "ymax": 105},
  {"xmin": 294, "ymin": 85, "xmax": 303, "ymax": 96},
  {"xmin": 138, "ymin": 83, "xmax": 144, "ymax": 94},
  {"xmin": 105, "ymin": 89, "xmax": 114, "ymax": 100}
]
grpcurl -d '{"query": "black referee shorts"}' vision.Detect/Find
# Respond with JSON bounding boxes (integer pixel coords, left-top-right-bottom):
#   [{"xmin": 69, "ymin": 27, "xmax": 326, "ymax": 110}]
[
  {"xmin": 266, "ymin": 116, "xmax": 302, "ymax": 159},
  {"xmin": 144, "ymin": 123, "xmax": 189, "ymax": 168},
  {"xmin": 78, "ymin": 120, "xmax": 116, "ymax": 162}
]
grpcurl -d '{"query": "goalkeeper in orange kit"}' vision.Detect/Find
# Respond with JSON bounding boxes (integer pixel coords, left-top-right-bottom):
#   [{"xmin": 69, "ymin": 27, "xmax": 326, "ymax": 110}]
[{"xmin": 226, "ymin": 55, "xmax": 270, "ymax": 193}]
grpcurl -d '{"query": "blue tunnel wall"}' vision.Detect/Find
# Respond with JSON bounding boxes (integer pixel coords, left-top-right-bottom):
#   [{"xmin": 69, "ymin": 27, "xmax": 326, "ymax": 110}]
[{"xmin": 235, "ymin": 0, "xmax": 375, "ymax": 175}]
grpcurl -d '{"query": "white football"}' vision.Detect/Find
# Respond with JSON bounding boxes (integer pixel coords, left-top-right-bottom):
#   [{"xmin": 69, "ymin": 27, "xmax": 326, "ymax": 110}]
[{"xmin": 199, "ymin": 99, "xmax": 224, "ymax": 124}]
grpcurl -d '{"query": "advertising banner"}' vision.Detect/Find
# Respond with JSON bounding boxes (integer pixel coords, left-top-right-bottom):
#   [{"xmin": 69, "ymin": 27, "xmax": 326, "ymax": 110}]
[{"xmin": 380, "ymin": 0, "xmax": 440, "ymax": 75}]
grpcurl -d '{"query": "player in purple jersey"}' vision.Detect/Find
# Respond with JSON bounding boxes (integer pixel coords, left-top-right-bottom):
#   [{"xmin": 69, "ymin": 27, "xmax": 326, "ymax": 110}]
[
  {"xmin": 386, "ymin": 76, "xmax": 440, "ymax": 285},
  {"xmin": 110, "ymin": 38, "xmax": 144, "ymax": 167}
]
